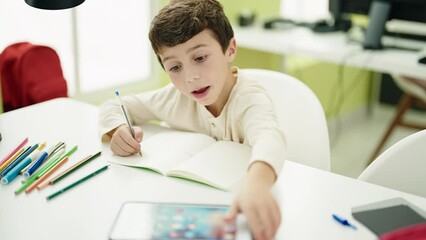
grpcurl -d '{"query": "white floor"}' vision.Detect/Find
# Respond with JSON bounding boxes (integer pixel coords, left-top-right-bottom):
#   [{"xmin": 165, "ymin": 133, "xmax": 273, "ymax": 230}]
[{"xmin": 329, "ymin": 104, "xmax": 426, "ymax": 179}]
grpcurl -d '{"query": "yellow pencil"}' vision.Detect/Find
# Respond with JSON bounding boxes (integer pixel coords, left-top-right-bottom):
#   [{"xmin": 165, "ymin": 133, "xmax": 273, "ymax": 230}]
[{"xmin": 0, "ymin": 148, "xmax": 25, "ymax": 172}]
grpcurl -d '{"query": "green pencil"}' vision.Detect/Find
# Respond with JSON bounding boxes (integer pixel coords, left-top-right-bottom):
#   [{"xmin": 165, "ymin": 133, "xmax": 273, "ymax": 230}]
[
  {"xmin": 46, "ymin": 164, "xmax": 110, "ymax": 201},
  {"xmin": 50, "ymin": 151, "xmax": 101, "ymax": 184}
]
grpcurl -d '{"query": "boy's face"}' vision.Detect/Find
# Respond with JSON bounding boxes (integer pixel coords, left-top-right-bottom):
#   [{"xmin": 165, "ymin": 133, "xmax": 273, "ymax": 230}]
[{"xmin": 159, "ymin": 29, "xmax": 237, "ymax": 112}]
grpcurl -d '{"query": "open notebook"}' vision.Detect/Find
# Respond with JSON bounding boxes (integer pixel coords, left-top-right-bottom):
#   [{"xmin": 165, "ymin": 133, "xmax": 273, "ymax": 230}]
[{"xmin": 105, "ymin": 124, "xmax": 252, "ymax": 191}]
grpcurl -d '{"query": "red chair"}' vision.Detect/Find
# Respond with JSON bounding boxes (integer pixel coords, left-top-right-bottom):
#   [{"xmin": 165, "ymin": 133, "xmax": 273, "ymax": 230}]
[
  {"xmin": 380, "ymin": 223, "xmax": 426, "ymax": 240},
  {"xmin": 0, "ymin": 42, "xmax": 68, "ymax": 112}
]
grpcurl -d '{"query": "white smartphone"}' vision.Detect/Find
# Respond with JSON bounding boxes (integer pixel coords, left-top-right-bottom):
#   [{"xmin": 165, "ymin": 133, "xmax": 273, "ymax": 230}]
[{"xmin": 109, "ymin": 201, "xmax": 252, "ymax": 240}]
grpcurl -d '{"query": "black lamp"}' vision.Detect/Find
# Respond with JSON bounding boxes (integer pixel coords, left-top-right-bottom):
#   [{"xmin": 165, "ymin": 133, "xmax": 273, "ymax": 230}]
[{"xmin": 25, "ymin": 0, "xmax": 85, "ymax": 10}]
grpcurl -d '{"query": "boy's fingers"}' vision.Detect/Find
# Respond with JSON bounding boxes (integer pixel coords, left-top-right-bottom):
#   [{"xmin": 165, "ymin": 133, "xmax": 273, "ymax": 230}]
[
  {"xmin": 225, "ymin": 201, "xmax": 239, "ymax": 220},
  {"xmin": 133, "ymin": 127, "xmax": 144, "ymax": 142},
  {"xmin": 111, "ymin": 140, "xmax": 133, "ymax": 156}
]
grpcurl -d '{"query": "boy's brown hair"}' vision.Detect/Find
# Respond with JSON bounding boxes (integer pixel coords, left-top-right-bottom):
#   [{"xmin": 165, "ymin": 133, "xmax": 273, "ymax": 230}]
[{"xmin": 149, "ymin": 0, "xmax": 234, "ymax": 66}]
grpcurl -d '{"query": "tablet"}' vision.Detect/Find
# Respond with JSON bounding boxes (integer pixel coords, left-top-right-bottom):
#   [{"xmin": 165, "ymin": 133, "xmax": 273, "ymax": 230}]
[
  {"xmin": 109, "ymin": 201, "xmax": 252, "ymax": 240},
  {"xmin": 352, "ymin": 198, "xmax": 426, "ymax": 236}
]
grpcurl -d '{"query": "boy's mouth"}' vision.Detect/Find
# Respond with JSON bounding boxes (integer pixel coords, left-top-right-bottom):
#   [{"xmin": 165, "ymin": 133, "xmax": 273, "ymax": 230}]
[{"xmin": 191, "ymin": 86, "xmax": 210, "ymax": 98}]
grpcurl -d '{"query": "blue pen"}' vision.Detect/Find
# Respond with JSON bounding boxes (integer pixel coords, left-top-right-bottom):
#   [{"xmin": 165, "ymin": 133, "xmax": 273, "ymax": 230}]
[
  {"xmin": 332, "ymin": 214, "xmax": 357, "ymax": 230},
  {"xmin": 23, "ymin": 151, "xmax": 49, "ymax": 178},
  {"xmin": 1, "ymin": 144, "xmax": 38, "ymax": 177},
  {"xmin": 22, "ymin": 142, "xmax": 59, "ymax": 178}
]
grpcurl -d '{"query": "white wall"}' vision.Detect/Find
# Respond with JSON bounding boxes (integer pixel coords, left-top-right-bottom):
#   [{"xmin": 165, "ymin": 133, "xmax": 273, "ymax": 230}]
[
  {"xmin": 0, "ymin": 0, "xmax": 159, "ymax": 102},
  {"xmin": 280, "ymin": 0, "xmax": 330, "ymax": 23}
]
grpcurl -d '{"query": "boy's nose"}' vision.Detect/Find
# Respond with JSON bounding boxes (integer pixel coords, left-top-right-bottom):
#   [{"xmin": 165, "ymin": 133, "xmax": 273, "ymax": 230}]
[{"xmin": 186, "ymin": 72, "xmax": 200, "ymax": 83}]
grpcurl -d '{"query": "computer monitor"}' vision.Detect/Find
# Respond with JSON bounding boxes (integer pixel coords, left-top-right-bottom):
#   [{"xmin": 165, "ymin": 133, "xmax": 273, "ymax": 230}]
[
  {"xmin": 331, "ymin": 0, "xmax": 426, "ymax": 23},
  {"xmin": 330, "ymin": 0, "xmax": 426, "ymax": 49},
  {"xmin": 388, "ymin": 0, "xmax": 426, "ymax": 23},
  {"xmin": 329, "ymin": 0, "xmax": 370, "ymax": 22}
]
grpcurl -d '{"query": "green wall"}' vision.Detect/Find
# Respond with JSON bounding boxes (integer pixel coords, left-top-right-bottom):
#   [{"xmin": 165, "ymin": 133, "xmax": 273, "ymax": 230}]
[{"xmin": 221, "ymin": 0, "xmax": 372, "ymax": 118}]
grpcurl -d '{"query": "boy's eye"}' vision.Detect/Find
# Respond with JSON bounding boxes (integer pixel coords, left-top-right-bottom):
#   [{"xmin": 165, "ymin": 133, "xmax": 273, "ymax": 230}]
[
  {"xmin": 169, "ymin": 65, "xmax": 181, "ymax": 72},
  {"xmin": 195, "ymin": 55, "xmax": 207, "ymax": 62}
]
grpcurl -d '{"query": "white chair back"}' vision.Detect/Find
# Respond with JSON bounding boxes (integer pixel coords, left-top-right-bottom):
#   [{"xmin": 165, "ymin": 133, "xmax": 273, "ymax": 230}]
[
  {"xmin": 392, "ymin": 74, "xmax": 426, "ymax": 103},
  {"xmin": 241, "ymin": 69, "xmax": 330, "ymax": 171},
  {"xmin": 359, "ymin": 129, "xmax": 426, "ymax": 198}
]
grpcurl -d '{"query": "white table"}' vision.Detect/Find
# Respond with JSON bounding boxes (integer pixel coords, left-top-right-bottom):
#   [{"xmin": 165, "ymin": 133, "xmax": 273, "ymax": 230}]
[
  {"xmin": 234, "ymin": 26, "xmax": 426, "ymax": 80},
  {"xmin": 1, "ymin": 98, "xmax": 426, "ymax": 240}
]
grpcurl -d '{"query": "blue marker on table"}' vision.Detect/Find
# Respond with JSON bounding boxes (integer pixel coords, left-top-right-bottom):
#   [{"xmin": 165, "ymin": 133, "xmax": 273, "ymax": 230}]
[{"xmin": 332, "ymin": 214, "xmax": 357, "ymax": 230}]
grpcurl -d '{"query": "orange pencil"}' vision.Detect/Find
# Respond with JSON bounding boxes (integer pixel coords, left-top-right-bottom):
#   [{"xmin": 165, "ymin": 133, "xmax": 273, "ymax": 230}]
[
  {"xmin": 37, "ymin": 155, "xmax": 91, "ymax": 190},
  {"xmin": 25, "ymin": 157, "xmax": 69, "ymax": 193}
]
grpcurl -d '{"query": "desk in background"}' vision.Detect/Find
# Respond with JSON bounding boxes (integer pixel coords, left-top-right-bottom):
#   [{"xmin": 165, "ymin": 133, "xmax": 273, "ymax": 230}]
[
  {"xmin": 1, "ymin": 98, "xmax": 426, "ymax": 240},
  {"xmin": 234, "ymin": 25, "xmax": 426, "ymax": 80}
]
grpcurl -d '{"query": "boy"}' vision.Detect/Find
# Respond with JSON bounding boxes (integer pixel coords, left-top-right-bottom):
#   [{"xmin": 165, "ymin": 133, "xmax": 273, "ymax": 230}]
[{"xmin": 99, "ymin": 0, "xmax": 287, "ymax": 239}]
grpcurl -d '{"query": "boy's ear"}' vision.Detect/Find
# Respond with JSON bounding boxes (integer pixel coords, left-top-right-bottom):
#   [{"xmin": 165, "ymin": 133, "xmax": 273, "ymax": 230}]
[{"xmin": 226, "ymin": 38, "xmax": 237, "ymax": 62}]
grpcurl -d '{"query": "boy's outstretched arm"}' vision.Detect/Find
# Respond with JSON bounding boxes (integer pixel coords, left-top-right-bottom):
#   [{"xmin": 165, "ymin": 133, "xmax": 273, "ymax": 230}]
[
  {"xmin": 226, "ymin": 161, "xmax": 281, "ymax": 240},
  {"xmin": 107, "ymin": 125, "xmax": 143, "ymax": 156}
]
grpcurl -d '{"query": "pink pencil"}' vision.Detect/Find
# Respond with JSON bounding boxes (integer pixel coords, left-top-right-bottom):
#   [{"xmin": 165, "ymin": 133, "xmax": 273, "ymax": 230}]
[{"xmin": 0, "ymin": 138, "xmax": 29, "ymax": 167}]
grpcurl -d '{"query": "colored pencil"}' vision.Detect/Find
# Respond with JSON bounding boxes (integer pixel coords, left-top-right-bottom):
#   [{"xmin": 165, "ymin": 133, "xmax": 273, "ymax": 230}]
[
  {"xmin": 46, "ymin": 164, "xmax": 110, "ymax": 201},
  {"xmin": 37, "ymin": 154, "xmax": 91, "ymax": 190},
  {"xmin": 22, "ymin": 142, "xmax": 65, "ymax": 178},
  {"xmin": 15, "ymin": 146, "xmax": 78, "ymax": 195},
  {"xmin": 25, "ymin": 157, "xmax": 69, "ymax": 193},
  {"xmin": 32, "ymin": 147, "xmax": 66, "ymax": 178},
  {"xmin": 26, "ymin": 145, "xmax": 77, "ymax": 191},
  {"xmin": 0, "ymin": 147, "xmax": 25, "ymax": 172},
  {"xmin": 0, "ymin": 146, "xmax": 30, "ymax": 176},
  {"xmin": 50, "ymin": 151, "xmax": 101, "ymax": 185},
  {"xmin": 0, "ymin": 138, "xmax": 29, "ymax": 167}
]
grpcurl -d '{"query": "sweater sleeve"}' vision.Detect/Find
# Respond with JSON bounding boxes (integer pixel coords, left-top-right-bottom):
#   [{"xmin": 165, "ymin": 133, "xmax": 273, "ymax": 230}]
[
  {"xmin": 98, "ymin": 84, "xmax": 176, "ymax": 142},
  {"xmin": 236, "ymin": 87, "xmax": 287, "ymax": 177}
]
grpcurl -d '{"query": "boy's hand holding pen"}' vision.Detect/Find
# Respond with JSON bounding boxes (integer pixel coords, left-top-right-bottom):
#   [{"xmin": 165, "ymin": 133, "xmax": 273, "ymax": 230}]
[
  {"xmin": 112, "ymin": 91, "xmax": 143, "ymax": 157},
  {"xmin": 110, "ymin": 125, "xmax": 143, "ymax": 157}
]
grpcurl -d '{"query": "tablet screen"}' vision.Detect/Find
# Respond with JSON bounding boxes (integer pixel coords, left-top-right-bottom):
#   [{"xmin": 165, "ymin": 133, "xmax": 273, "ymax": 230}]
[{"xmin": 109, "ymin": 201, "xmax": 251, "ymax": 240}]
